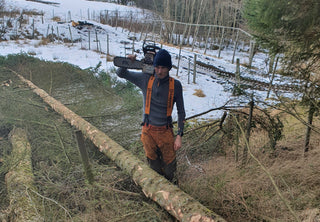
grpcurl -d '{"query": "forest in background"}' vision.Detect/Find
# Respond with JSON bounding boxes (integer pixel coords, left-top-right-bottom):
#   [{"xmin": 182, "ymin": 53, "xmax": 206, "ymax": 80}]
[{"xmin": 118, "ymin": 0, "xmax": 245, "ymax": 30}]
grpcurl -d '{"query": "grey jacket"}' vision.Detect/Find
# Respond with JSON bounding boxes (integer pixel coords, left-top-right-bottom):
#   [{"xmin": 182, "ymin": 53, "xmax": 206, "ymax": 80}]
[{"xmin": 116, "ymin": 67, "xmax": 186, "ymax": 136}]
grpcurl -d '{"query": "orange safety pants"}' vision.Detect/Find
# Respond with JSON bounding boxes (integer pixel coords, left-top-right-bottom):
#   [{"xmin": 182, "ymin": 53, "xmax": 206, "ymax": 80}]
[{"xmin": 141, "ymin": 124, "xmax": 176, "ymax": 181}]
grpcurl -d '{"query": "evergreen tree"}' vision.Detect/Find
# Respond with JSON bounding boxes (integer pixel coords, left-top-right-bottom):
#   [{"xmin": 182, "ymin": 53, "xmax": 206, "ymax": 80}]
[
  {"xmin": 243, "ymin": 0, "xmax": 320, "ymax": 152},
  {"xmin": 243, "ymin": 0, "xmax": 320, "ymax": 56}
]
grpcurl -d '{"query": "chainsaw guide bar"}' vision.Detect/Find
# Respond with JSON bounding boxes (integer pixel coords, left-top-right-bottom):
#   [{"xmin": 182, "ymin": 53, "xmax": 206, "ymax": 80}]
[{"xmin": 113, "ymin": 56, "xmax": 154, "ymax": 74}]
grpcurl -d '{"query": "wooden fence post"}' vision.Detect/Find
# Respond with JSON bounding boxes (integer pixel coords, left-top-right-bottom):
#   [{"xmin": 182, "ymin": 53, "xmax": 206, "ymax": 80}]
[
  {"xmin": 95, "ymin": 29, "xmax": 99, "ymax": 52},
  {"xmin": 193, "ymin": 54, "xmax": 197, "ymax": 84},
  {"xmin": 204, "ymin": 25, "xmax": 212, "ymax": 54},
  {"xmin": 232, "ymin": 29, "xmax": 239, "ymax": 64},
  {"xmin": 46, "ymin": 24, "xmax": 49, "ymax": 37},
  {"xmin": 88, "ymin": 30, "xmax": 91, "ymax": 50},
  {"xmin": 80, "ymin": 35, "xmax": 83, "ymax": 49},
  {"xmin": 188, "ymin": 57, "xmax": 191, "ymax": 84},
  {"xmin": 242, "ymin": 95, "xmax": 254, "ymax": 166},
  {"xmin": 67, "ymin": 10, "xmax": 71, "ymax": 22},
  {"xmin": 236, "ymin": 58, "xmax": 241, "ymax": 88},
  {"xmin": 106, "ymin": 10, "xmax": 109, "ymax": 25},
  {"xmin": 218, "ymin": 27, "xmax": 225, "ymax": 58},
  {"xmin": 75, "ymin": 130, "xmax": 94, "ymax": 184},
  {"xmin": 115, "ymin": 10, "xmax": 118, "ymax": 30},
  {"xmin": 51, "ymin": 25, "xmax": 54, "ymax": 41},
  {"xmin": 267, "ymin": 56, "xmax": 279, "ymax": 98},
  {"xmin": 56, "ymin": 26, "xmax": 60, "ymax": 42},
  {"xmin": 176, "ymin": 45, "xmax": 182, "ymax": 76},
  {"xmin": 128, "ymin": 36, "xmax": 136, "ymax": 54},
  {"xmin": 68, "ymin": 25, "xmax": 73, "ymax": 45},
  {"xmin": 248, "ymin": 40, "xmax": 256, "ymax": 67},
  {"xmin": 32, "ymin": 19, "xmax": 35, "ymax": 39},
  {"xmin": 107, "ymin": 34, "xmax": 110, "ymax": 55}
]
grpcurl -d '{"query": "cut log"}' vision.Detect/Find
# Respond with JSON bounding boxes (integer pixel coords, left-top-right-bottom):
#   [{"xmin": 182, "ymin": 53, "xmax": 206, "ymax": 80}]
[
  {"xmin": 14, "ymin": 72, "xmax": 226, "ymax": 222},
  {"xmin": 5, "ymin": 127, "xmax": 43, "ymax": 221}
]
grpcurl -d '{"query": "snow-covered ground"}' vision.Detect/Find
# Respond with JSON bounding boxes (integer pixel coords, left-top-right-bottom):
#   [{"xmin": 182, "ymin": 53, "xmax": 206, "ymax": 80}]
[{"xmin": 0, "ymin": 0, "xmax": 292, "ymax": 121}]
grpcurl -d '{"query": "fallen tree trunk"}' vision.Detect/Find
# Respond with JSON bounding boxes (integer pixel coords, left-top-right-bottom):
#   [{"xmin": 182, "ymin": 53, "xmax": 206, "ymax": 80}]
[
  {"xmin": 14, "ymin": 71, "xmax": 226, "ymax": 222},
  {"xmin": 5, "ymin": 127, "xmax": 43, "ymax": 221}
]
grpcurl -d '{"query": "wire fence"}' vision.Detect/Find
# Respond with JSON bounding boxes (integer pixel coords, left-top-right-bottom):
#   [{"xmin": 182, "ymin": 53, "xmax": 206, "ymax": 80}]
[
  {"xmin": 53, "ymin": 8, "xmax": 255, "ymax": 64},
  {"xmin": 1, "ymin": 7, "xmax": 257, "ymax": 84},
  {"xmin": 87, "ymin": 9, "xmax": 254, "ymax": 60}
]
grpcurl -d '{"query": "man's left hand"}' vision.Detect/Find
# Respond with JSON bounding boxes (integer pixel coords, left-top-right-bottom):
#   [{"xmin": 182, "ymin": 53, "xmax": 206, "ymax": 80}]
[{"xmin": 174, "ymin": 135, "xmax": 182, "ymax": 151}]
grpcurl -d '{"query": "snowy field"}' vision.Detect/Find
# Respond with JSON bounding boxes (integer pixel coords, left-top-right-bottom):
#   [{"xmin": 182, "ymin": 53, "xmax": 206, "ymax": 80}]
[{"xmin": 0, "ymin": 0, "xmax": 293, "ymax": 121}]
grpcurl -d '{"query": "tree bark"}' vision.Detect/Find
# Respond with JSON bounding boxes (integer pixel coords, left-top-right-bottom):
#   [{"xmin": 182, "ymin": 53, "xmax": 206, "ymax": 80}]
[
  {"xmin": 14, "ymin": 72, "xmax": 226, "ymax": 222},
  {"xmin": 186, "ymin": 0, "xmax": 196, "ymax": 45},
  {"xmin": 242, "ymin": 97, "xmax": 254, "ymax": 166},
  {"xmin": 304, "ymin": 101, "xmax": 315, "ymax": 153},
  {"xmin": 191, "ymin": 0, "xmax": 207, "ymax": 51},
  {"xmin": 5, "ymin": 127, "xmax": 43, "ymax": 222}
]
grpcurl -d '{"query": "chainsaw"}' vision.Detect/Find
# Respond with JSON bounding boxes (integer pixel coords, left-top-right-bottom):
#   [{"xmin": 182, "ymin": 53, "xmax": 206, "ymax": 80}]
[{"xmin": 113, "ymin": 40, "xmax": 161, "ymax": 74}]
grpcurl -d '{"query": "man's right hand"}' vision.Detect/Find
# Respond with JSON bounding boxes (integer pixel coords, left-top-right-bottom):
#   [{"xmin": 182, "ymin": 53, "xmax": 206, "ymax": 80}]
[{"xmin": 128, "ymin": 54, "xmax": 136, "ymax": 61}]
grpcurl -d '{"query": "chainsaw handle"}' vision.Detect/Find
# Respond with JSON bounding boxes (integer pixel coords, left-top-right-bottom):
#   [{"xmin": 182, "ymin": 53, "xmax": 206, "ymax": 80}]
[{"xmin": 127, "ymin": 54, "xmax": 137, "ymax": 61}]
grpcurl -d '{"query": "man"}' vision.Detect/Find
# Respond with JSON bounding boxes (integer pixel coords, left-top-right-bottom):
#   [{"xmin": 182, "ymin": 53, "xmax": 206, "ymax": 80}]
[{"xmin": 116, "ymin": 49, "xmax": 186, "ymax": 182}]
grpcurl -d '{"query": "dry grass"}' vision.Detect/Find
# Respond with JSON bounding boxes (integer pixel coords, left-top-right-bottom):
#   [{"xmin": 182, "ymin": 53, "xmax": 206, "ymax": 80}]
[
  {"xmin": 106, "ymin": 54, "xmax": 114, "ymax": 62},
  {"xmin": 193, "ymin": 89, "xmax": 206, "ymax": 97},
  {"xmin": 178, "ymin": 107, "xmax": 320, "ymax": 221},
  {"xmin": 52, "ymin": 16, "xmax": 61, "ymax": 22},
  {"xmin": 37, "ymin": 37, "xmax": 51, "ymax": 46}
]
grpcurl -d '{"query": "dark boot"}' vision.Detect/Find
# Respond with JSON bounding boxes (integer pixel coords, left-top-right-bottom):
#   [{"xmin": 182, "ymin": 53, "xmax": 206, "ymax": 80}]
[
  {"xmin": 163, "ymin": 159, "xmax": 177, "ymax": 182},
  {"xmin": 147, "ymin": 157, "xmax": 163, "ymax": 175}
]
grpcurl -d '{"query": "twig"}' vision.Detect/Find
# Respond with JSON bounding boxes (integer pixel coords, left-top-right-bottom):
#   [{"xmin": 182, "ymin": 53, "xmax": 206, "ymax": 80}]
[
  {"xmin": 172, "ymin": 98, "xmax": 245, "ymax": 123},
  {"xmin": 54, "ymin": 123, "xmax": 71, "ymax": 164},
  {"xmin": 0, "ymin": 95, "xmax": 47, "ymax": 109},
  {"xmin": 219, "ymin": 111, "xmax": 228, "ymax": 131},
  {"xmin": 184, "ymin": 120, "xmax": 220, "ymax": 134},
  {"xmin": 82, "ymin": 114, "xmax": 114, "ymax": 118},
  {"xmin": 185, "ymin": 155, "xmax": 192, "ymax": 166},
  {"xmin": 27, "ymin": 187, "xmax": 74, "ymax": 222},
  {"xmin": 111, "ymin": 209, "xmax": 152, "ymax": 222},
  {"xmin": 25, "ymin": 186, "xmax": 41, "ymax": 219},
  {"xmin": 49, "ymin": 70, "xmax": 53, "ymax": 95},
  {"xmin": 94, "ymin": 183, "xmax": 141, "ymax": 197},
  {"xmin": 203, "ymin": 111, "xmax": 228, "ymax": 143},
  {"xmin": 204, "ymin": 127, "xmax": 222, "ymax": 143},
  {"xmin": 185, "ymin": 155, "xmax": 205, "ymax": 173},
  {"xmin": 3, "ymin": 117, "xmax": 54, "ymax": 128}
]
